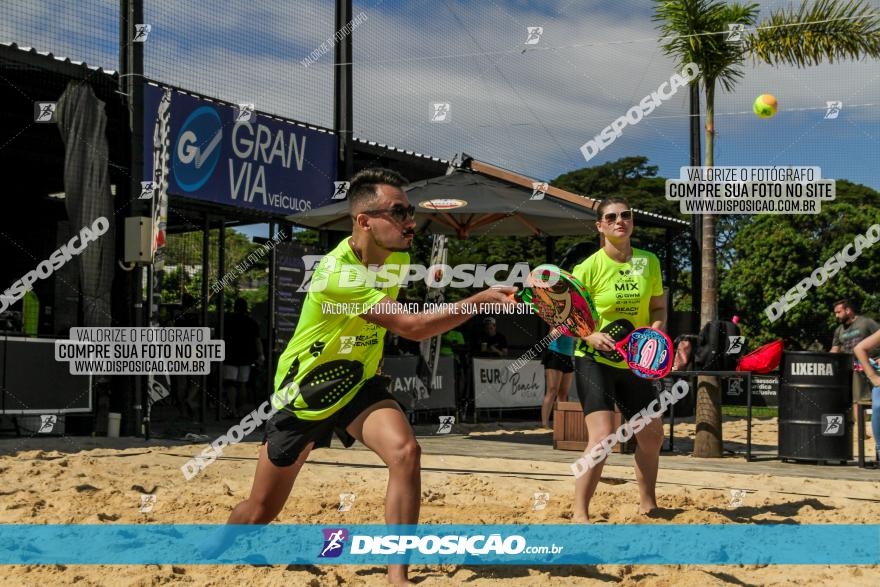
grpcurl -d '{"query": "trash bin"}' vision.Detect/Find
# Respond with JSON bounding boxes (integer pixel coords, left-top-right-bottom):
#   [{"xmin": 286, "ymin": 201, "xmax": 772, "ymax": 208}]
[
  {"xmin": 107, "ymin": 412, "xmax": 122, "ymax": 438},
  {"xmin": 779, "ymin": 351, "xmax": 852, "ymax": 464}
]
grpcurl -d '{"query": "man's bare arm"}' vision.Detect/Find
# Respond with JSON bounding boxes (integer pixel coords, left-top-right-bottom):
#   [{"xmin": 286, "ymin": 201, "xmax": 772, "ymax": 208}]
[{"xmin": 361, "ymin": 287, "xmax": 516, "ymax": 341}]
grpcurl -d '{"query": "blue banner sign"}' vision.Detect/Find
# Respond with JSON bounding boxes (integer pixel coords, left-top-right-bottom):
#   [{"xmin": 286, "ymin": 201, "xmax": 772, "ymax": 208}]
[
  {"xmin": 143, "ymin": 83, "xmax": 338, "ymax": 216},
  {"xmin": 1, "ymin": 524, "xmax": 877, "ymax": 565}
]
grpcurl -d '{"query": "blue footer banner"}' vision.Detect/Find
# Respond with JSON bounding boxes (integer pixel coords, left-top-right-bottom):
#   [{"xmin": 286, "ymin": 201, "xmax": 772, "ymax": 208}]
[{"xmin": 0, "ymin": 525, "xmax": 878, "ymax": 565}]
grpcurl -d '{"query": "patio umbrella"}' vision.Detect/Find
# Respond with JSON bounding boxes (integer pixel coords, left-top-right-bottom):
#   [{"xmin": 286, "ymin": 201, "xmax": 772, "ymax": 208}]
[{"xmin": 287, "ymin": 157, "xmax": 686, "ymax": 238}]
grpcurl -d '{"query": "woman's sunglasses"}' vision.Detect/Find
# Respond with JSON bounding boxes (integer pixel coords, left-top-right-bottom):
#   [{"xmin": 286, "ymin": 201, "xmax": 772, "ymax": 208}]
[
  {"xmin": 602, "ymin": 210, "xmax": 633, "ymax": 223},
  {"xmin": 360, "ymin": 204, "xmax": 417, "ymax": 223}
]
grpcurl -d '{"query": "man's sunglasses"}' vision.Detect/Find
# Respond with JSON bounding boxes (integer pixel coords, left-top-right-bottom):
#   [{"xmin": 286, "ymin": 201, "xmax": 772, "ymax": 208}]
[
  {"xmin": 602, "ymin": 210, "xmax": 633, "ymax": 223},
  {"xmin": 359, "ymin": 204, "xmax": 416, "ymax": 223}
]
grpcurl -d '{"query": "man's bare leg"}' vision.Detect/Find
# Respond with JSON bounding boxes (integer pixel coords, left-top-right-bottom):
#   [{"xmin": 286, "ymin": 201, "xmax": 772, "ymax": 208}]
[
  {"xmin": 202, "ymin": 441, "xmax": 313, "ymax": 558},
  {"xmin": 346, "ymin": 399, "xmax": 421, "ymax": 586},
  {"xmin": 223, "ymin": 380, "xmax": 239, "ymax": 418},
  {"xmin": 573, "ymin": 411, "xmax": 614, "ymax": 523},
  {"xmin": 227, "ymin": 441, "xmax": 312, "ymax": 522}
]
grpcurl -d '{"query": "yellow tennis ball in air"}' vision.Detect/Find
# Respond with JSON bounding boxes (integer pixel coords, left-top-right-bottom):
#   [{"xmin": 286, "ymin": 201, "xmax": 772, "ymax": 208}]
[{"xmin": 753, "ymin": 94, "xmax": 778, "ymax": 118}]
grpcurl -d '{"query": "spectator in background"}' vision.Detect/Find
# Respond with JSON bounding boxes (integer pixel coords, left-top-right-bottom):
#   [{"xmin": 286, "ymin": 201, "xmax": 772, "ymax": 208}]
[
  {"xmin": 853, "ymin": 330, "xmax": 880, "ymax": 467},
  {"xmin": 440, "ymin": 329, "xmax": 466, "ymax": 357},
  {"xmin": 22, "ymin": 290, "xmax": 39, "ymax": 336},
  {"xmin": 541, "ymin": 332, "xmax": 575, "ymax": 429},
  {"xmin": 830, "ymin": 299, "xmax": 879, "ymax": 428},
  {"xmin": 223, "ymin": 298, "xmax": 264, "ymax": 419},
  {"xmin": 472, "ymin": 317, "xmax": 508, "ymax": 357},
  {"xmin": 175, "ymin": 293, "xmax": 202, "ymax": 420}
]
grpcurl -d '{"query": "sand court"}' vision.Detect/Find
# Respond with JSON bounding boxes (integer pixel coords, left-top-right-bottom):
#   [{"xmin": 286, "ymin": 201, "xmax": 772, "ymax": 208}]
[{"xmin": 1, "ymin": 417, "xmax": 878, "ymax": 585}]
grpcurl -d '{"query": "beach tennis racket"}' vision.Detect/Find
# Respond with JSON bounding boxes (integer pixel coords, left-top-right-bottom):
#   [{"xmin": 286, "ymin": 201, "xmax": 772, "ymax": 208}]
[
  {"xmin": 513, "ymin": 265, "xmax": 598, "ymax": 339},
  {"xmin": 595, "ymin": 318, "xmax": 635, "ymax": 363},
  {"xmin": 595, "ymin": 320, "xmax": 672, "ymax": 379}
]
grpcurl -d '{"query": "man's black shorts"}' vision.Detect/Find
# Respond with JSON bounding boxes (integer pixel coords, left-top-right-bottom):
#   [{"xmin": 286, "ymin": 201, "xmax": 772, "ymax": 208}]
[
  {"xmin": 542, "ymin": 349, "xmax": 574, "ymax": 373},
  {"xmin": 262, "ymin": 375, "xmax": 398, "ymax": 467},
  {"xmin": 573, "ymin": 354, "xmax": 659, "ymax": 420}
]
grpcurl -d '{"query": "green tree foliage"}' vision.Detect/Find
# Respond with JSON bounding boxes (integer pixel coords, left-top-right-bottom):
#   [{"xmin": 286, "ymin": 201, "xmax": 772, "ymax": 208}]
[
  {"xmin": 722, "ymin": 180, "xmax": 880, "ymax": 348},
  {"xmin": 158, "ymin": 228, "xmax": 273, "ymax": 307}
]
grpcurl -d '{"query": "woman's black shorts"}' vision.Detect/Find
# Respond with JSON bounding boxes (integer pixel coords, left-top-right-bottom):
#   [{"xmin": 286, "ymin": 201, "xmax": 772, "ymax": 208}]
[
  {"xmin": 542, "ymin": 349, "xmax": 574, "ymax": 373},
  {"xmin": 573, "ymin": 354, "xmax": 658, "ymax": 420},
  {"xmin": 262, "ymin": 375, "xmax": 398, "ymax": 467}
]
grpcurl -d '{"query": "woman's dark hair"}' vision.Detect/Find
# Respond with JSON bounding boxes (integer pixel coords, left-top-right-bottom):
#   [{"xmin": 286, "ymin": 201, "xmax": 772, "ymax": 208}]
[{"xmin": 595, "ymin": 195, "xmax": 631, "ymax": 218}]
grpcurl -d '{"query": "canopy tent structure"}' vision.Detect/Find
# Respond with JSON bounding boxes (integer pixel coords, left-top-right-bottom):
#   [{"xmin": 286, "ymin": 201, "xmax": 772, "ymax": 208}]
[{"xmin": 286, "ymin": 155, "xmax": 688, "ymax": 238}]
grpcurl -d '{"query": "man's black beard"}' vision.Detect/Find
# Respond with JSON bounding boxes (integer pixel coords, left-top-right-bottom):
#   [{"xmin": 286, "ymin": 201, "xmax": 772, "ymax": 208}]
[{"xmin": 371, "ymin": 231, "xmax": 413, "ymax": 253}]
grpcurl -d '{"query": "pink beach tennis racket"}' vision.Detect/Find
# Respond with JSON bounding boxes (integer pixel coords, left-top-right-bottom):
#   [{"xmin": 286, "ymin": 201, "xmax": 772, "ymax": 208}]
[{"xmin": 596, "ymin": 319, "xmax": 672, "ymax": 379}]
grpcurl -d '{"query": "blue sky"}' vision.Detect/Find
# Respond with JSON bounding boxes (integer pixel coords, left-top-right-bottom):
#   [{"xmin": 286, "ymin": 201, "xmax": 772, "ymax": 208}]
[{"xmin": 2, "ymin": 0, "xmax": 878, "ymax": 245}]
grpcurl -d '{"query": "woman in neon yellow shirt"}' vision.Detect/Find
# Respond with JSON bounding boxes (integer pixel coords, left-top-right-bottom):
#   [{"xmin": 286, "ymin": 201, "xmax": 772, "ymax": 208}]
[{"xmin": 570, "ymin": 196, "xmax": 667, "ymax": 522}]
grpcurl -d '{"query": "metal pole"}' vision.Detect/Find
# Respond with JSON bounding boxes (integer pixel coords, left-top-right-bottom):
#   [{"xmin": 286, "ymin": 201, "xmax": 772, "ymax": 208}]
[
  {"xmin": 858, "ymin": 403, "xmax": 866, "ymax": 467},
  {"xmin": 267, "ymin": 221, "xmax": 277, "ymax": 402},
  {"xmin": 334, "ymin": 0, "xmax": 354, "ymax": 180},
  {"xmin": 746, "ymin": 372, "xmax": 753, "ymax": 461},
  {"xmin": 216, "ymin": 219, "xmax": 225, "ymax": 421},
  {"xmin": 121, "ymin": 0, "xmax": 147, "ymax": 437},
  {"xmin": 668, "ymin": 379, "xmax": 675, "ymax": 452},
  {"xmin": 665, "ymin": 228, "xmax": 675, "ymax": 335},
  {"xmin": 200, "ymin": 214, "xmax": 209, "ymax": 432}
]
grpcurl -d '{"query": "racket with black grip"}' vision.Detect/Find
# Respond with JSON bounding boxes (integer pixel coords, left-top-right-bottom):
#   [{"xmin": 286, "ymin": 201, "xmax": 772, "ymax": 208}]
[
  {"xmin": 594, "ymin": 319, "xmax": 672, "ymax": 379},
  {"xmin": 596, "ymin": 319, "xmax": 635, "ymax": 363}
]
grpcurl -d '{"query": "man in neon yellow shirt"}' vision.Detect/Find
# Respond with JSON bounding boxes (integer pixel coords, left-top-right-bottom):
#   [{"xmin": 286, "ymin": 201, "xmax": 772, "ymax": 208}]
[{"xmin": 221, "ymin": 168, "xmax": 515, "ymax": 585}]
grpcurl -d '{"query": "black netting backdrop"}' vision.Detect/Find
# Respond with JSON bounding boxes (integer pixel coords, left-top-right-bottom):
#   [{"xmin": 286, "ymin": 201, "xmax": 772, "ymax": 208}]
[
  {"xmin": 0, "ymin": 1, "xmax": 119, "ymax": 71},
  {"xmin": 145, "ymin": 1, "xmax": 334, "ymax": 127}
]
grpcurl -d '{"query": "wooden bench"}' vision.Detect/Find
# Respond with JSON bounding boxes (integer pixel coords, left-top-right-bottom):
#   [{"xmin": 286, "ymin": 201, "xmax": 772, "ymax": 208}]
[
  {"xmin": 553, "ymin": 401, "xmax": 637, "ymax": 453},
  {"xmin": 856, "ymin": 399, "xmax": 874, "ymax": 468}
]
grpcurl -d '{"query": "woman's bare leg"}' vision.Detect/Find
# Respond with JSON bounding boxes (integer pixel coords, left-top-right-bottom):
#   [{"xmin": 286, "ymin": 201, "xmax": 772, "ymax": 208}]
[
  {"xmin": 573, "ymin": 410, "xmax": 614, "ymax": 522},
  {"xmin": 633, "ymin": 417, "xmax": 664, "ymax": 514},
  {"xmin": 542, "ymin": 368, "xmax": 562, "ymax": 428},
  {"xmin": 557, "ymin": 372, "xmax": 574, "ymax": 403}
]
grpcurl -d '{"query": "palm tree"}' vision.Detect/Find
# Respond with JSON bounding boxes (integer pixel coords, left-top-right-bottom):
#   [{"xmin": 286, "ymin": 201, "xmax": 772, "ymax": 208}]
[{"xmin": 653, "ymin": 0, "xmax": 880, "ymax": 457}]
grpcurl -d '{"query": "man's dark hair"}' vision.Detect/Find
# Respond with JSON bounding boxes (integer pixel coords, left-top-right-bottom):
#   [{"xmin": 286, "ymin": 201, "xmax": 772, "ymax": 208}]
[
  {"xmin": 833, "ymin": 299, "xmax": 857, "ymax": 312},
  {"xmin": 348, "ymin": 167, "xmax": 409, "ymax": 213},
  {"xmin": 233, "ymin": 297, "xmax": 248, "ymax": 314}
]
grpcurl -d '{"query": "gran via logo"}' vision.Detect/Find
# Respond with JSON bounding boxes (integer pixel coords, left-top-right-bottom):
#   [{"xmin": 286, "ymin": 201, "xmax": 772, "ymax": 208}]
[
  {"xmin": 174, "ymin": 106, "xmax": 223, "ymax": 192},
  {"xmin": 153, "ymin": 85, "xmax": 334, "ymax": 216}
]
